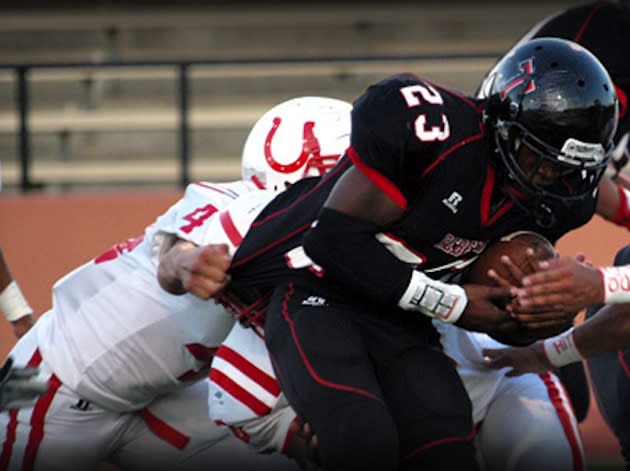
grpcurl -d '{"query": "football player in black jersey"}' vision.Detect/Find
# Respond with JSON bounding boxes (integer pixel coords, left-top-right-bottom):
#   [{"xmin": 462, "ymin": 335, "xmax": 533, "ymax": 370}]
[{"xmin": 207, "ymin": 37, "xmax": 618, "ymax": 471}]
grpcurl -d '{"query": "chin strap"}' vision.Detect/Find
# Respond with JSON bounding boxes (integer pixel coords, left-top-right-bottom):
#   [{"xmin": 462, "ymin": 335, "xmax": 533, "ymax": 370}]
[{"xmin": 501, "ymin": 186, "xmax": 556, "ymax": 228}]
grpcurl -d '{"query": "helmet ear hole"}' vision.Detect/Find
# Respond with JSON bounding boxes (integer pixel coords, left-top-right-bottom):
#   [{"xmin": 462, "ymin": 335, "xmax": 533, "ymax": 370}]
[{"xmin": 241, "ymin": 97, "xmax": 352, "ymax": 190}]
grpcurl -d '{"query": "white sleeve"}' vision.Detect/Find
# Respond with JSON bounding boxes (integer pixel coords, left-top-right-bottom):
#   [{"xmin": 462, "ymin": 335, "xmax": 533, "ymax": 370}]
[
  {"xmin": 149, "ymin": 180, "xmax": 273, "ymax": 264},
  {"xmin": 153, "ymin": 181, "xmax": 253, "ymax": 244},
  {"xmin": 156, "ymin": 185, "xmax": 277, "ymax": 257}
]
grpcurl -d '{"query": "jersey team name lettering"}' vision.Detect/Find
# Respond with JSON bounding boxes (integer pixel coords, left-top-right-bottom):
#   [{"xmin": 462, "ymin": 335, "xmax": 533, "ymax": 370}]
[{"xmin": 434, "ymin": 233, "xmax": 487, "ymax": 258}]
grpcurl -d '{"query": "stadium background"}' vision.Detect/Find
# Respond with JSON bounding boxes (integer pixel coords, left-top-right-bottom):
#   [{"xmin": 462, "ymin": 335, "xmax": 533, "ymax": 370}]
[{"xmin": 0, "ymin": 1, "xmax": 626, "ymax": 468}]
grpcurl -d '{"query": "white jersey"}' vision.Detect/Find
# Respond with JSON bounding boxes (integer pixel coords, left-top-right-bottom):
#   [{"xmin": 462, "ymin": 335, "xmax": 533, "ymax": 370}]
[
  {"xmin": 37, "ymin": 180, "xmax": 257, "ymax": 411},
  {"xmin": 432, "ymin": 322, "xmax": 528, "ymax": 424}
]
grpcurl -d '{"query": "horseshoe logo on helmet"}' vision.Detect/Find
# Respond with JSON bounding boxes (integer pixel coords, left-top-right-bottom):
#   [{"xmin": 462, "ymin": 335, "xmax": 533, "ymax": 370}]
[
  {"xmin": 264, "ymin": 116, "xmax": 321, "ymax": 174},
  {"xmin": 500, "ymin": 59, "xmax": 536, "ymax": 101}
]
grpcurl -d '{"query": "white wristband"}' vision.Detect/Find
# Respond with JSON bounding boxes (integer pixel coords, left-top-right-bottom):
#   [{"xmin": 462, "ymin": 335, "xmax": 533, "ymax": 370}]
[
  {"xmin": 599, "ymin": 265, "xmax": 630, "ymax": 304},
  {"xmin": 543, "ymin": 327, "xmax": 583, "ymax": 367},
  {"xmin": 0, "ymin": 281, "xmax": 33, "ymax": 322},
  {"xmin": 398, "ymin": 270, "xmax": 467, "ymax": 323}
]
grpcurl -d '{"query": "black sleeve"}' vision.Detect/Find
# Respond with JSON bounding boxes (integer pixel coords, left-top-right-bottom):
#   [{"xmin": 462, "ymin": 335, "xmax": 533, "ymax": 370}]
[
  {"xmin": 302, "ymin": 207, "xmax": 412, "ymax": 306},
  {"xmin": 349, "ymin": 74, "xmax": 445, "ymax": 201}
]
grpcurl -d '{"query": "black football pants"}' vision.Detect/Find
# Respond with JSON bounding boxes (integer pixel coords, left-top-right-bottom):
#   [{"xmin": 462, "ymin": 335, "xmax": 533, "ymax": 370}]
[{"xmin": 264, "ymin": 282, "xmax": 479, "ymax": 471}]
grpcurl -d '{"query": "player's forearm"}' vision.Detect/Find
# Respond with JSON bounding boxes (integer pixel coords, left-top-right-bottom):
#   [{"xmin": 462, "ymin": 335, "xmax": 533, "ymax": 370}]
[
  {"xmin": 0, "ymin": 280, "xmax": 33, "ymax": 323},
  {"xmin": 542, "ymin": 303, "xmax": 630, "ymax": 367},
  {"xmin": 158, "ymin": 236, "xmax": 231, "ymax": 299},
  {"xmin": 157, "ymin": 235, "xmax": 191, "ymax": 295},
  {"xmin": 303, "ymin": 208, "xmax": 466, "ymax": 322},
  {"xmin": 572, "ymin": 303, "xmax": 630, "ymax": 358},
  {"xmin": 303, "ymin": 207, "xmax": 414, "ymax": 306}
]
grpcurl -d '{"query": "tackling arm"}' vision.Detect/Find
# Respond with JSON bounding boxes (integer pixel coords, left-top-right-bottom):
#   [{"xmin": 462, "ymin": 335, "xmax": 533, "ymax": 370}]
[
  {"xmin": 303, "ymin": 166, "xmax": 515, "ymax": 330},
  {"xmin": 482, "ymin": 302, "xmax": 630, "ymax": 376},
  {"xmin": 155, "ymin": 189, "xmax": 277, "ymax": 300},
  {"xmin": 157, "ymin": 235, "xmax": 231, "ymax": 299}
]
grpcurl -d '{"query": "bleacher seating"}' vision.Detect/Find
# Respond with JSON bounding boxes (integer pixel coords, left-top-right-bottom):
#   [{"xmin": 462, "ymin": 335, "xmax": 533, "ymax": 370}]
[{"xmin": 0, "ymin": 2, "xmax": 576, "ymax": 191}]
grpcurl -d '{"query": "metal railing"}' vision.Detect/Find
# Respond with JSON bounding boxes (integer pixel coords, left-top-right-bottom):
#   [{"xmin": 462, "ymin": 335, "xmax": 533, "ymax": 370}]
[{"xmin": 1, "ymin": 51, "xmax": 500, "ymax": 192}]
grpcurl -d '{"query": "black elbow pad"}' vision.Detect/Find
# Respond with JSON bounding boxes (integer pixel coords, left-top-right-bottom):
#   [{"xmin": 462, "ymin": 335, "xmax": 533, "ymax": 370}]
[{"xmin": 303, "ymin": 207, "xmax": 411, "ymax": 305}]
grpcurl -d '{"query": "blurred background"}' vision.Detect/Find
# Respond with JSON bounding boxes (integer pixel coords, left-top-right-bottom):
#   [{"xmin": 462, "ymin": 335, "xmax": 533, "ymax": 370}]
[
  {"xmin": 0, "ymin": 0, "xmax": 579, "ymax": 193},
  {"xmin": 2, "ymin": 1, "xmax": 626, "ymax": 469}
]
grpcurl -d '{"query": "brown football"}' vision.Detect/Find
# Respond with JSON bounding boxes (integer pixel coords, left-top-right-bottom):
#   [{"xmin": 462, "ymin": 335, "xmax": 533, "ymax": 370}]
[
  {"xmin": 464, "ymin": 231, "xmax": 556, "ymax": 287},
  {"xmin": 463, "ymin": 231, "xmax": 562, "ymax": 346}
]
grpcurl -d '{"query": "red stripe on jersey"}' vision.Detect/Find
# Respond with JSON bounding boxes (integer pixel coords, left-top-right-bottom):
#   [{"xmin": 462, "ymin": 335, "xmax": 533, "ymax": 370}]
[
  {"xmin": 280, "ymin": 284, "xmax": 383, "ymax": 403},
  {"xmin": 185, "ymin": 343, "xmax": 218, "ymax": 363},
  {"xmin": 540, "ymin": 372, "xmax": 584, "ymax": 471},
  {"xmin": 27, "ymin": 349, "xmax": 42, "ymax": 368},
  {"xmin": 401, "ymin": 427, "xmax": 476, "ymax": 461},
  {"xmin": 0, "ymin": 348, "xmax": 44, "ymax": 470},
  {"xmin": 219, "ymin": 210, "xmax": 244, "ymax": 248},
  {"xmin": 346, "ymin": 147, "xmax": 407, "ymax": 210},
  {"xmin": 194, "ymin": 181, "xmax": 240, "ymax": 199},
  {"xmin": 214, "ymin": 345, "xmax": 281, "ymax": 396},
  {"xmin": 480, "ymin": 165, "xmax": 513, "ymax": 227},
  {"xmin": 23, "ymin": 374, "xmax": 62, "ymax": 471},
  {"xmin": 0, "ymin": 409, "xmax": 18, "ymax": 469},
  {"xmin": 209, "ymin": 368, "xmax": 272, "ymax": 416},
  {"xmin": 231, "ymin": 222, "xmax": 313, "ymax": 268},
  {"xmin": 140, "ymin": 408, "xmax": 190, "ymax": 449},
  {"xmin": 573, "ymin": 2, "xmax": 606, "ymax": 43},
  {"xmin": 618, "ymin": 349, "xmax": 630, "ymax": 378},
  {"xmin": 421, "ymin": 130, "xmax": 485, "ymax": 177}
]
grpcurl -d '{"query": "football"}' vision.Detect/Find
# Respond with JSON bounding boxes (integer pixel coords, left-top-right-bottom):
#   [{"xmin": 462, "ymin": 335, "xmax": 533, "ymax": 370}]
[
  {"xmin": 464, "ymin": 231, "xmax": 556, "ymax": 287},
  {"xmin": 463, "ymin": 231, "xmax": 562, "ymax": 346}
]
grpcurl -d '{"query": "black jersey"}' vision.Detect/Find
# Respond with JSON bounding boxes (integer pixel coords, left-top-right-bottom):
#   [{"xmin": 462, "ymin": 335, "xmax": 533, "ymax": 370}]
[{"xmin": 228, "ymin": 74, "xmax": 596, "ymax": 302}]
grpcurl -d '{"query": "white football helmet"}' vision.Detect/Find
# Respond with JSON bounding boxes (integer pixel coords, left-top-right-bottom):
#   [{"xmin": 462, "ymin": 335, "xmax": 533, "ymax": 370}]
[{"xmin": 241, "ymin": 96, "xmax": 352, "ymax": 191}]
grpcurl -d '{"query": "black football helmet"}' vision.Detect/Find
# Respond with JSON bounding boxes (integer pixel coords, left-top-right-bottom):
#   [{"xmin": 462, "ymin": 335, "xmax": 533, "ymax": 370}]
[{"xmin": 484, "ymin": 37, "xmax": 618, "ymax": 204}]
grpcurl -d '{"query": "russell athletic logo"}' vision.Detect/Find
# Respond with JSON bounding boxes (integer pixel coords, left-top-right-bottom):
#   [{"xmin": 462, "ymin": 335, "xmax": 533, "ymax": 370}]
[{"xmin": 442, "ymin": 191, "xmax": 463, "ymax": 214}]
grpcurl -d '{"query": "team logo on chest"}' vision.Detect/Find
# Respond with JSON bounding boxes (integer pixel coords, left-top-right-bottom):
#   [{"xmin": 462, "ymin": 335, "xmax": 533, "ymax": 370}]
[{"xmin": 442, "ymin": 191, "xmax": 463, "ymax": 214}]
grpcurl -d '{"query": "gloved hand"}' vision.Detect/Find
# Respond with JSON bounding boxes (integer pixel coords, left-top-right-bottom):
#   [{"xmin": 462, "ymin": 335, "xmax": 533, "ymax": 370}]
[{"xmin": 0, "ymin": 356, "xmax": 48, "ymax": 411}]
